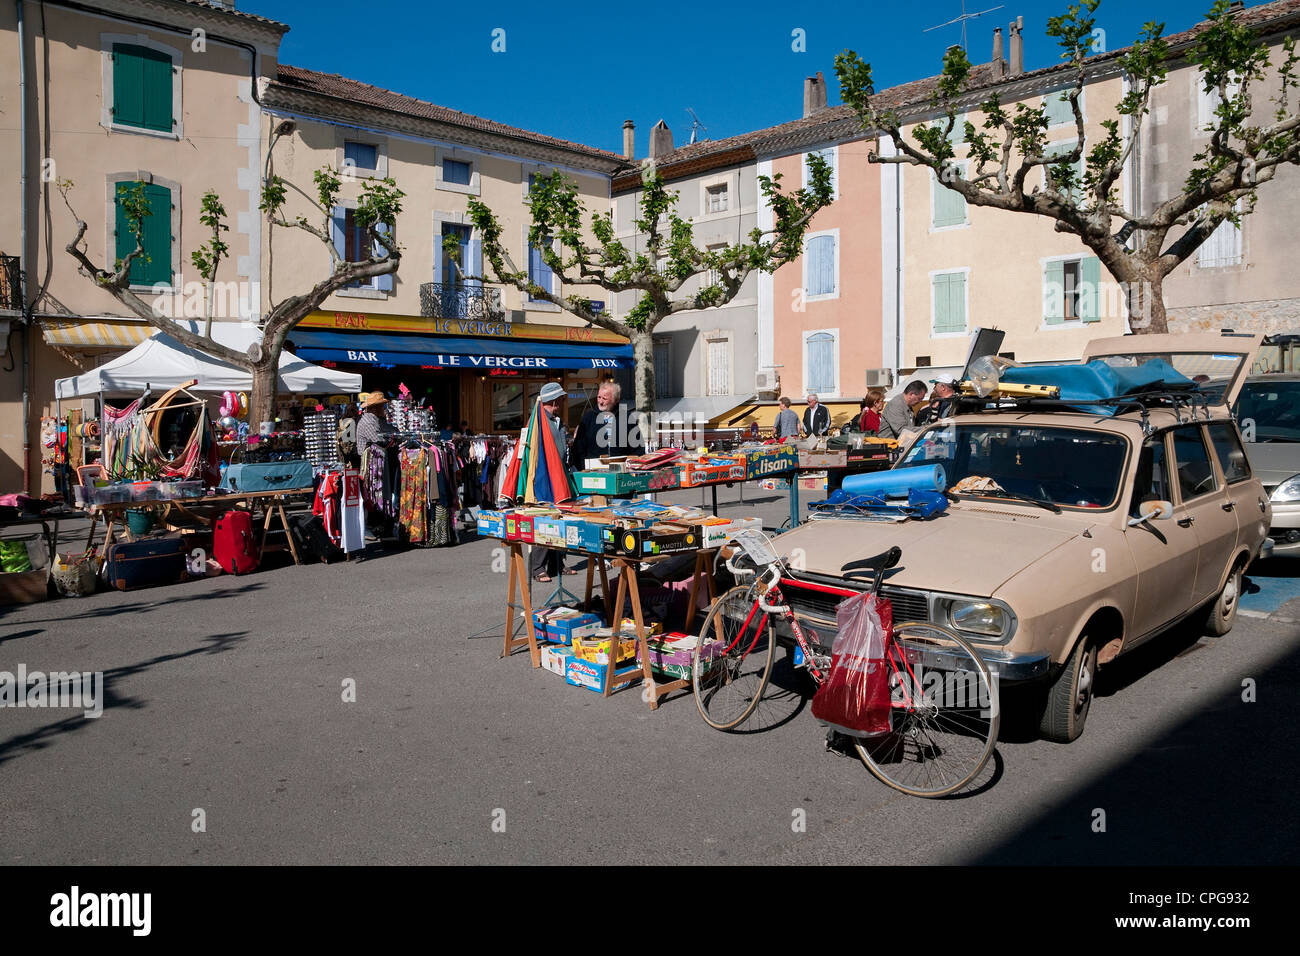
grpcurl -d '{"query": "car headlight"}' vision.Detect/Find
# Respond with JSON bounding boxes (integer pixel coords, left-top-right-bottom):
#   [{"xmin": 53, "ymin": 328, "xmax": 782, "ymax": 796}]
[
  {"xmin": 1271, "ymin": 476, "xmax": 1300, "ymax": 503},
  {"xmin": 948, "ymin": 601, "xmax": 1008, "ymax": 636}
]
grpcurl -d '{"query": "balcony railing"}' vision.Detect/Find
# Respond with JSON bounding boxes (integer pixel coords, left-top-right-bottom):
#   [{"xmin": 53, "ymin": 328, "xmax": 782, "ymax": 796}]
[
  {"xmin": 0, "ymin": 255, "xmax": 21, "ymax": 312},
  {"xmin": 419, "ymin": 282, "xmax": 504, "ymax": 321}
]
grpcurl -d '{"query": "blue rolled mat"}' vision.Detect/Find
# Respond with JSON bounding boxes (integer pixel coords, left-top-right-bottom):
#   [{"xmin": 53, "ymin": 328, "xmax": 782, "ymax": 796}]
[{"xmin": 842, "ymin": 464, "xmax": 947, "ymax": 498}]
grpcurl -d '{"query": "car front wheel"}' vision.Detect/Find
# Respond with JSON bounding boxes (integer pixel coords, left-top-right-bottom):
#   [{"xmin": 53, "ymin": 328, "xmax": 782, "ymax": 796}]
[
  {"xmin": 1203, "ymin": 563, "xmax": 1243, "ymax": 637},
  {"xmin": 1039, "ymin": 635, "xmax": 1097, "ymax": 743}
]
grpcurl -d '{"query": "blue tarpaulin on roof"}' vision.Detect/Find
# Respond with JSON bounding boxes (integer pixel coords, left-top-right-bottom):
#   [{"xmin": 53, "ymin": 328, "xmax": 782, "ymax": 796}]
[
  {"xmin": 1000, "ymin": 359, "xmax": 1193, "ymax": 415},
  {"xmin": 287, "ymin": 329, "xmax": 634, "ymax": 371}
]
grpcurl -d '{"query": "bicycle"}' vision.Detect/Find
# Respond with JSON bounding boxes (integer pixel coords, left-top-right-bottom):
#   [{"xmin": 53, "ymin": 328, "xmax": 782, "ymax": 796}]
[{"xmin": 691, "ymin": 529, "xmax": 1000, "ymax": 798}]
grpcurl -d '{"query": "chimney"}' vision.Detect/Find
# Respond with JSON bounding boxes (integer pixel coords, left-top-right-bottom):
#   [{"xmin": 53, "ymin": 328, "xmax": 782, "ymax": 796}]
[
  {"xmin": 649, "ymin": 119, "xmax": 673, "ymax": 159},
  {"xmin": 1009, "ymin": 16, "xmax": 1024, "ymax": 76},
  {"xmin": 622, "ymin": 119, "xmax": 635, "ymax": 160},
  {"xmin": 803, "ymin": 71, "xmax": 828, "ymax": 118},
  {"xmin": 992, "ymin": 27, "xmax": 1005, "ymax": 75}
]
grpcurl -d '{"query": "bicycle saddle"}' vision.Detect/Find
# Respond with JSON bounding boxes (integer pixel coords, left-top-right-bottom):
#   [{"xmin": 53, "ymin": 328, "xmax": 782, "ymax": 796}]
[{"xmin": 840, "ymin": 546, "xmax": 902, "ymax": 580}]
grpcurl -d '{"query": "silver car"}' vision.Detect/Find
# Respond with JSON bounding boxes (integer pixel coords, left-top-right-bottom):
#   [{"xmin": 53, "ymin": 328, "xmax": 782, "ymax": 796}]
[{"xmin": 1236, "ymin": 372, "xmax": 1300, "ymax": 556}]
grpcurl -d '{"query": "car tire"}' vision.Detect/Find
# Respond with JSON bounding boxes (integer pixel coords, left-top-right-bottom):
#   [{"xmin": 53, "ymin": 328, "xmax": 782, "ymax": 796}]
[
  {"xmin": 1039, "ymin": 635, "xmax": 1098, "ymax": 744},
  {"xmin": 1203, "ymin": 562, "xmax": 1243, "ymax": 637}
]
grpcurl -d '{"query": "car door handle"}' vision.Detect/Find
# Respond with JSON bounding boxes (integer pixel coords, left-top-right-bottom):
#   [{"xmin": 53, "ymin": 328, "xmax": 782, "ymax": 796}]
[
  {"xmin": 1222, "ymin": 502, "xmax": 1235, "ymax": 512},
  {"xmin": 1178, "ymin": 516, "xmax": 1195, "ymax": 528}
]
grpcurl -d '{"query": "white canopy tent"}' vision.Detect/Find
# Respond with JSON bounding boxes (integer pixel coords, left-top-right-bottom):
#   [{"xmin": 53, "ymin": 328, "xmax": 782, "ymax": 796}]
[{"xmin": 55, "ymin": 324, "xmax": 361, "ymax": 399}]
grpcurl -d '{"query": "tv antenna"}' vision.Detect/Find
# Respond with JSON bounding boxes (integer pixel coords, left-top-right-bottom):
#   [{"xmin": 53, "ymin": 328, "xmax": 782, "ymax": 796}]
[
  {"xmin": 924, "ymin": 2, "xmax": 1005, "ymax": 51},
  {"xmin": 686, "ymin": 107, "xmax": 708, "ymax": 145}
]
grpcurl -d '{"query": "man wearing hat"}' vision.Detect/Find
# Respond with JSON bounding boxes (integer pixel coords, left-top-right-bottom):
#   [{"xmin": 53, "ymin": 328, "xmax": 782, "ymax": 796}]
[
  {"xmin": 356, "ymin": 391, "xmax": 396, "ymax": 451},
  {"xmin": 915, "ymin": 374, "xmax": 961, "ymax": 428},
  {"xmin": 529, "ymin": 382, "xmax": 577, "ymax": 582}
]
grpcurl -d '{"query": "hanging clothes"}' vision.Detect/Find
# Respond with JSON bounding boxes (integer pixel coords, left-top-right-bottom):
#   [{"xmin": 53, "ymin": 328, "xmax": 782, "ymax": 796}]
[{"xmin": 398, "ymin": 447, "xmax": 429, "ymax": 545}]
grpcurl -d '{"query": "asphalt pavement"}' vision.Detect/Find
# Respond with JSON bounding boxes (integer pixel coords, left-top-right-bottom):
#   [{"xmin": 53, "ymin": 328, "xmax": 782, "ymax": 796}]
[{"xmin": 1, "ymin": 487, "xmax": 1297, "ymax": 865}]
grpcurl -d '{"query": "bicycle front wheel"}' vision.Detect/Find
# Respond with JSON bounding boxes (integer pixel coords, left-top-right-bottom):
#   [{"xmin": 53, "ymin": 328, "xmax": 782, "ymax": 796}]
[
  {"xmin": 693, "ymin": 585, "xmax": 776, "ymax": 731},
  {"xmin": 854, "ymin": 621, "xmax": 999, "ymax": 798}
]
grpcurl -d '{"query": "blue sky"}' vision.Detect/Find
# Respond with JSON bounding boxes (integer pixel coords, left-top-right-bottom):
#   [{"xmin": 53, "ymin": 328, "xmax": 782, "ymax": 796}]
[{"xmin": 250, "ymin": 0, "xmax": 1235, "ymax": 153}]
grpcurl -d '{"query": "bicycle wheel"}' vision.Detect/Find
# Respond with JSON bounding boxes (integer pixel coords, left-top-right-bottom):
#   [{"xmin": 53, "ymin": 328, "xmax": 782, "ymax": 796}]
[
  {"xmin": 693, "ymin": 585, "xmax": 776, "ymax": 731},
  {"xmin": 854, "ymin": 621, "xmax": 999, "ymax": 798}
]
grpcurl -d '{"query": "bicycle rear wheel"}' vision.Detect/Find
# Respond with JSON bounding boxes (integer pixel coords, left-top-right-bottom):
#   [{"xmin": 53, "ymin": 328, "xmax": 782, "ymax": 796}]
[
  {"xmin": 693, "ymin": 585, "xmax": 776, "ymax": 731},
  {"xmin": 854, "ymin": 621, "xmax": 999, "ymax": 798}
]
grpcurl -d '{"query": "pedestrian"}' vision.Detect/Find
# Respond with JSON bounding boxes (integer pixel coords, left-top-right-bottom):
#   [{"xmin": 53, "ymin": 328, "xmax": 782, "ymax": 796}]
[
  {"xmin": 773, "ymin": 396, "xmax": 801, "ymax": 441},
  {"xmin": 355, "ymin": 391, "xmax": 395, "ymax": 451},
  {"xmin": 571, "ymin": 379, "xmax": 644, "ymax": 468},
  {"xmin": 529, "ymin": 381, "xmax": 578, "ymax": 583},
  {"xmin": 879, "ymin": 381, "xmax": 928, "ymax": 440},
  {"xmin": 802, "ymin": 392, "xmax": 831, "ymax": 437},
  {"xmin": 915, "ymin": 374, "xmax": 961, "ymax": 427},
  {"xmin": 859, "ymin": 389, "xmax": 886, "ymax": 436}
]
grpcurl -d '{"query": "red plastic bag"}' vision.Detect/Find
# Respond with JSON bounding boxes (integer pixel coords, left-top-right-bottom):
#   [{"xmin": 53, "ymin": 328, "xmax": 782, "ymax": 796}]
[{"xmin": 811, "ymin": 591, "xmax": 894, "ymax": 737}]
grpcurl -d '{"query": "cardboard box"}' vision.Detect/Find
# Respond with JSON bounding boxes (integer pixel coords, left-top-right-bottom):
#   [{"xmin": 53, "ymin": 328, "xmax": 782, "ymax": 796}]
[
  {"xmin": 565, "ymin": 656, "xmax": 643, "ymax": 693},
  {"xmin": 638, "ymin": 633, "xmax": 725, "ymax": 681},
  {"xmin": 679, "ymin": 459, "xmax": 748, "ymax": 487},
  {"xmin": 799, "ymin": 474, "xmax": 827, "ymax": 491},
  {"xmin": 533, "ymin": 607, "xmax": 603, "ymax": 645},
  {"xmin": 540, "ymin": 645, "xmax": 575, "ymax": 677},
  {"xmin": 504, "ymin": 513, "xmax": 534, "ymax": 543},
  {"xmin": 562, "ymin": 519, "xmax": 603, "ymax": 554},
  {"xmin": 476, "ymin": 509, "xmax": 509, "ymax": 538},
  {"xmin": 601, "ymin": 526, "xmax": 700, "ymax": 558},
  {"xmin": 743, "ymin": 445, "xmax": 799, "ymax": 480},
  {"xmin": 798, "ymin": 449, "xmax": 847, "ymax": 469},
  {"xmin": 573, "ymin": 471, "xmax": 653, "ymax": 496},
  {"xmin": 644, "ymin": 467, "xmax": 681, "ymax": 491},
  {"xmin": 532, "ymin": 516, "xmax": 568, "ymax": 548},
  {"xmin": 572, "ymin": 635, "xmax": 638, "ymax": 666}
]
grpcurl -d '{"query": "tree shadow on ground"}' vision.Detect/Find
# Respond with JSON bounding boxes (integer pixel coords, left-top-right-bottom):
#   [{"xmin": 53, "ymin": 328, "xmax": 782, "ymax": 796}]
[
  {"xmin": 3, "ymin": 584, "xmax": 266, "ymax": 626},
  {"xmin": 0, "ymin": 630, "xmax": 248, "ymax": 767}
]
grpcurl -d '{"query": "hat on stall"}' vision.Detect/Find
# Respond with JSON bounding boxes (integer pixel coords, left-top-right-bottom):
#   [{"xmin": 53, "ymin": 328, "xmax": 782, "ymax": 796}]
[
  {"xmin": 538, "ymin": 382, "xmax": 566, "ymax": 403},
  {"xmin": 361, "ymin": 391, "xmax": 389, "ymax": 409},
  {"xmin": 931, "ymin": 373, "xmax": 961, "ymax": 390}
]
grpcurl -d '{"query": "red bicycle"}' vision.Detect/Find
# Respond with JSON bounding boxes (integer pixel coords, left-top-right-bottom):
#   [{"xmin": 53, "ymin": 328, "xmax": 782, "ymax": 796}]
[{"xmin": 692, "ymin": 530, "xmax": 1000, "ymax": 798}]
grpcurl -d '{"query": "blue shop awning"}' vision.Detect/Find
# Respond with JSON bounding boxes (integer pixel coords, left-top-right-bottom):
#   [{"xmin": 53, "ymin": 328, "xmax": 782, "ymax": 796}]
[{"xmin": 287, "ymin": 330, "xmax": 634, "ymax": 371}]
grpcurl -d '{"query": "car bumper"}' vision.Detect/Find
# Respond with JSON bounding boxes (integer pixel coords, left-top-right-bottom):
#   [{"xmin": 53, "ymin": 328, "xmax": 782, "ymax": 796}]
[{"xmin": 1267, "ymin": 499, "xmax": 1300, "ymax": 555}]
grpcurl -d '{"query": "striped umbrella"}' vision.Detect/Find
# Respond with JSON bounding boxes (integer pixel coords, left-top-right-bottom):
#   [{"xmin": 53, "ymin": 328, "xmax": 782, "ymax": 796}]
[{"xmin": 501, "ymin": 397, "xmax": 574, "ymax": 505}]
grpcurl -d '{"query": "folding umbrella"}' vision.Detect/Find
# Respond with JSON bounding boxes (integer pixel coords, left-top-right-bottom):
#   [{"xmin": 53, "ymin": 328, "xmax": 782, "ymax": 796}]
[{"xmin": 501, "ymin": 397, "xmax": 574, "ymax": 505}]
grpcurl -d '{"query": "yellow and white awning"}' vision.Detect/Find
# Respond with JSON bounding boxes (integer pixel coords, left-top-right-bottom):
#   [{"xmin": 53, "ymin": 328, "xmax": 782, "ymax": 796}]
[{"xmin": 40, "ymin": 318, "xmax": 154, "ymax": 350}]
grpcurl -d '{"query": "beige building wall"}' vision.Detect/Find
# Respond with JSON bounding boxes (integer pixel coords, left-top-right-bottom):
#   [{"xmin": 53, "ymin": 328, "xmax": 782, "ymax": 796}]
[
  {"xmin": 897, "ymin": 73, "xmax": 1131, "ymax": 372},
  {"xmin": 263, "ymin": 118, "xmax": 613, "ymax": 326},
  {"xmin": 0, "ymin": 0, "xmax": 282, "ymax": 493}
]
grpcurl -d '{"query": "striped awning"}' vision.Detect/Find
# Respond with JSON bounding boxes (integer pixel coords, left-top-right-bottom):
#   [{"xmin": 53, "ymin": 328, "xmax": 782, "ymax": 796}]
[{"xmin": 40, "ymin": 318, "xmax": 154, "ymax": 349}]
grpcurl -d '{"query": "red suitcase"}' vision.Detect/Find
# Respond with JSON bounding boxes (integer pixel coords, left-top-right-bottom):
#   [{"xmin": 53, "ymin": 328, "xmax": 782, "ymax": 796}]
[{"xmin": 214, "ymin": 510, "xmax": 260, "ymax": 575}]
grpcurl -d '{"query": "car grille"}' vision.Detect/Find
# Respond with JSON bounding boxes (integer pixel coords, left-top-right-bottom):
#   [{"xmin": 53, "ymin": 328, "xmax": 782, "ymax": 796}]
[{"xmin": 782, "ymin": 581, "xmax": 930, "ymax": 626}]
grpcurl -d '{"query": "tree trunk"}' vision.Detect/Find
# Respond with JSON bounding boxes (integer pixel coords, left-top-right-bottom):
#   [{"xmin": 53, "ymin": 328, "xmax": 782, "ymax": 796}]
[
  {"xmin": 631, "ymin": 327, "xmax": 656, "ymax": 447},
  {"xmin": 1125, "ymin": 269, "xmax": 1169, "ymax": 334},
  {"xmin": 248, "ymin": 357, "xmax": 280, "ymax": 432}
]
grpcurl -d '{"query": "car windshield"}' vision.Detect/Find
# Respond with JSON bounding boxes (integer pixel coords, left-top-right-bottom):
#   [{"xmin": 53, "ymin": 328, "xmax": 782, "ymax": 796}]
[
  {"xmin": 899, "ymin": 424, "xmax": 1129, "ymax": 509},
  {"xmin": 1235, "ymin": 380, "xmax": 1300, "ymax": 442}
]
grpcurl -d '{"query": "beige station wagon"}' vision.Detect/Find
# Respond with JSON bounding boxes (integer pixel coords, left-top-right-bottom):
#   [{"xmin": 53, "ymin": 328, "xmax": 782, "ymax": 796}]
[{"xmin": 772, "ymin": 332, "xmax": 1271, "ymax": 743}]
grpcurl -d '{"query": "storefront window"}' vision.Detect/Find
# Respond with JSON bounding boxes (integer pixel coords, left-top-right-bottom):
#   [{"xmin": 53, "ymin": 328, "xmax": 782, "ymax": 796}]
[{"xmin": 492, "ymin": 381, "xmax": 537, "ymax": 433}]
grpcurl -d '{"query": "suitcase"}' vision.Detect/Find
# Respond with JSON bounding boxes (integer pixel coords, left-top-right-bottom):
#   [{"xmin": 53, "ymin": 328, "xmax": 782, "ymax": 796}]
[
  {"xmin": 105, "ymin": 535, "xmax": 187, "ymax": 592},
  {"xmin": 221, "ymin": 460, "xmax": 314, "ymax": 493},
  {"xmin": 214, "ymin": 510, "xmax": 260, "ymax": 575},
  {"xmin": 288, "ymin": 513, "xmax": 343, "ymax": 564}
]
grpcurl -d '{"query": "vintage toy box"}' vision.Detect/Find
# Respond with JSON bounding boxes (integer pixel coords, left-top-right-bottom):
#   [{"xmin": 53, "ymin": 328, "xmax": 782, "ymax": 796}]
[
  {"xmin": 564, "ymin": 656, "xmax": 642, "ymax": 693},
  {"xmin": 476, "ymin": 508, "xmax": 509, "ymax": 539},
  {"xmin": 573, "ymin": 470, "xmax": 653, "ymax": 496},
  {"xmin": 743, "ymin": 445, "xmax": 799, "ymax": 480}
]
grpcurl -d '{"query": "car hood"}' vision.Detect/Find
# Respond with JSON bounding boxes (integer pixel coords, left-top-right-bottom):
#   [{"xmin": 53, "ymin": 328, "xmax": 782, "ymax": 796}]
[
  {"xmin": 774, "ymin": 509, "xmax": 1085, "ymax": 597},
  {"xmin": 1243, "ymin": 442, "xmax": 1300, "ymax": 487}
]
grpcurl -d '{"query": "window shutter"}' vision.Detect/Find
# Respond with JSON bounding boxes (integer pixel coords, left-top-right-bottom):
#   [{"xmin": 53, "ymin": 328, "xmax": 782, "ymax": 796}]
[
  {"xmin": 374, "ymin": 223, "xmax": 394, "ymax": 293},
  {"xmin": 330, "ymin": 208, "xmax": 347, "ymax": 261},
  {"xmin": 432, "ymin": 226, "xmax": 444, "ymax": 286},
  {"xmin": 707, "ymin": 340, "xmax": 730, "ymax": 396},
  {"xmin": 468, "ymin": 238, "xmax": 482, "ymax": 292},
  {"xmin": 1079, "ymin": 256, "xmax": 1101, "ymax": 322},
  {"xmin": 807, "ymin": 235, "xmax": 834, "ymax": 295},
  {"xmin": 932, "ymin": 171, "xmax": 966, "ymax": 227},
  {"xmin": 807, "ymin": 332, "xmax": 834, "ymax": 393},
  {"xmin": 933, "ymin": 273, "xmax": 965, "ymax": 333},
  {"xmin": 948, "ymin": 112, "xmax": 966, "ymax": 145},
  {"xmin": 140, "ymin": 183, "xmax": 171, "ymax": 285},
  {"xmin": 112, "ymin": 46, "xmax": 145, "ymax": 128},
  {"xmin": 141, "ymin": 47, "xmax": 173, "ymax": 132},
  {"xmin": 1044, "ymin": 90, "xmax": 1074, "ymax": 127},
  {"xmin": 1044, "ymin": 260, "xmax": 1066, "ymax": 324}
]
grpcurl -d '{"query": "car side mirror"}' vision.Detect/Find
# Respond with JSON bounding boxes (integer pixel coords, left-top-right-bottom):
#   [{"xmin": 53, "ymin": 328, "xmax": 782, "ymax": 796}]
[{"xmin": 1128, "ymin": 499, "xmax": 1174, "ymax": 526}]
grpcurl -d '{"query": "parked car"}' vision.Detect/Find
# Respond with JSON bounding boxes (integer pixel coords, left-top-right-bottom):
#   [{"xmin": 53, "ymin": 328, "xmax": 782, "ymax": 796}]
[
  {"xmin": 771, "ymin": 332, "xmax": 1271, "ymax": 743},
  {"xmin": 1234, "ymin": 372, "xmax": 1300, "ymax": 556}
]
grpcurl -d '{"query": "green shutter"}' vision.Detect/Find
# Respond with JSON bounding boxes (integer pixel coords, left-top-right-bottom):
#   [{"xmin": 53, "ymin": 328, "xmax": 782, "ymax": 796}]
[
  {"xmin": 1079, "ymin": 256, "xmax": 1101, "ymax": 323},
  {"xmin": 934, "ymin": 272, "xmax": 966, "ymax": 333},
  {"xmin": 949, "ymin": 111, "xmax": 966, "ymax": 145},
  {"xmin": 1044, "ymin": 259, "xmax": 1065, "ymax": 324},
  {"xmin": 933, "ymin": 171, "xmax": 967, "ymax": 228},
  {"xmin": 112, "ymin": 44, "xmax": 172, "ymax": 132},
  {"xmin": 116, "ymin": 182, "xmax": 172, "ymax": 287}
]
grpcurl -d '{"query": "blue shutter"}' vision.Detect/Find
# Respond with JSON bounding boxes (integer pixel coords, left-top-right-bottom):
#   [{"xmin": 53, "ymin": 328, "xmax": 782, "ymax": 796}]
[
  {"xmin": 807, "ymin": 235, "xmax": 834, "ymax": 295},
  {"xmin": 1044, "ymin": 90, "xmax": 1074, "ymax": 126},
  {"xmin": 807, "ymin": 332, "xmax": 834, "ymax": 393},
  {"xmin": 468, "ymin": 238, "xmax": 482, "ymax": 292},
  {"xmin": 374, "ymin": 223, "xmax": 394, "ymax": 293},
  {"xmin": 1044, "ymin": 260, "xmax": 1066, "ymax": 324},
  {"xmin": 330, "ymin": 208, "xmax": 346, "ymax": 259},
  {"xmin": 432, "ymin": 225, "xmax": 444, "ymax": 286},
  {"xmin": 1079, "ymin": 256, "xmax": 1101, "ymax": 322},
  {"xmin": 345, "ymin": 141, "xmax": 377, "ymax": 171}
]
